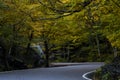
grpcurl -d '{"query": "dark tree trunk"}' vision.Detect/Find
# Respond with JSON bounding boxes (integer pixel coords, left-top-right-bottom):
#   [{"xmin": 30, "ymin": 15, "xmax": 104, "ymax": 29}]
[
  {"xmin": 26, "ymin": 30, "xmax": 34, "ymax": 54},
  {"xmin": 0, "ymin": 38, "xmax": 10, "ymax": 70},
  {"xmin": 113, "ymin": 47, "xmax": 117, "ymax": 58},
  {"xmin": 95, "ymin": 34, "xmax": 101, "ymax": 57},
  {"xmin": 3, "ymin": 51, "xmax": 10, "ymax": 70},
  {"xmin": 1, "ymin": 46, "xmax": 10, "ymax": 70},
  {"xmin": 44, "ymin": 40, "xmax": 49, "ymax": 67}
]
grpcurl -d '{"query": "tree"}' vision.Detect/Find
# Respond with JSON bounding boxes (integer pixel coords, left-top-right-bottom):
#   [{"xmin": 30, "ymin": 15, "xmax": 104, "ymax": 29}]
[
  {"xmin": 0, "ymin": 1, "xmax": 35, "ymax": 70},
  {"xmin": 100, "ymin": 0, "xmax": 120, "ymax": 56},
  {"xmin": 21, "ymin": 0, "xmax": 94, "ymax": 66}
]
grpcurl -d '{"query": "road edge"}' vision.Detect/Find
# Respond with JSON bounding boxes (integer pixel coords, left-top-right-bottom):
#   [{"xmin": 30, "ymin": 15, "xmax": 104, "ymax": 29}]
[{"xmin": 82, "ymin": 70, "xmax": 95, "ymax": 80}]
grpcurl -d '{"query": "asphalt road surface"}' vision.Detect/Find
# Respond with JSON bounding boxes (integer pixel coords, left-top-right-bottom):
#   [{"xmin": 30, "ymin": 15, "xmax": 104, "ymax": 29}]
[{"xmin": 0, "ymin": 62, "xmax": 104, "ymax": 80}]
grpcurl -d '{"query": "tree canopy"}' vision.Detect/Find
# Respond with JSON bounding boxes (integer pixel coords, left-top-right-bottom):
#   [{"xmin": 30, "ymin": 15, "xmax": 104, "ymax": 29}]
[{"xmin": 0, "ymin": 0, "xmax": 120, "ymax": 70}]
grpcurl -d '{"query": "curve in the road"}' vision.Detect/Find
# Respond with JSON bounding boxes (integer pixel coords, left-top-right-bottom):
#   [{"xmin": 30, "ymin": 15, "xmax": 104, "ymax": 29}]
[
  {"xmin": 82, "ymin": 70, "xmax": 95, "ymax": 80},
  {"xmin": 0, "ymin": 62, "xmax": 104, "ymax": 80}
]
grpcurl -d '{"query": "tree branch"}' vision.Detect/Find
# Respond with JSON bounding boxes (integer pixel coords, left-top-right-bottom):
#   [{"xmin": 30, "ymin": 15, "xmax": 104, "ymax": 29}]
[
  {"xmin": 19, "ymin": 0, "xmax": 93, "ymax": 21},
  {"xmin": 38, "ymin": 0, "xmax": 93, "ymax": 14},
  {"xmin": 111, "ymin": 0, "xmax": 120, "ymax": 8}
]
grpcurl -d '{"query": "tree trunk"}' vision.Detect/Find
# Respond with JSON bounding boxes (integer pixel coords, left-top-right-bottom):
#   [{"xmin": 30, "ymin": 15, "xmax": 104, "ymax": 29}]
[
  {"xmin": 67, "ymin": 46, "xmax": 70, "ymax": 62},
  {"xmin": 95, "ymin": 34, "xmax": 101, "ymax": 57},
  {"xmin": 26, "ymin": 30, "xmax": 34, "ymax": 54},
  {"xmin": 44, "ymin": 40, "xmax": 49, "ymax": 67},
  {"xmin": 3, "ymin": 52, "xmax": 10, "ymax": 70},
  {"xmin": 113, "ymin": 47, "xmax": 117, "ymax": 58},
  {"xmin": 1, "ymin": 46, "xmax": 10, "ymax": 70}
]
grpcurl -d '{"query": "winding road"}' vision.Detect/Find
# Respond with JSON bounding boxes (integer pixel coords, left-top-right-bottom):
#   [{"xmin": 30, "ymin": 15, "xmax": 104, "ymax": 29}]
[{"xmin": 0, "ymin": 62, "xmax": 104, "ymax": 80}]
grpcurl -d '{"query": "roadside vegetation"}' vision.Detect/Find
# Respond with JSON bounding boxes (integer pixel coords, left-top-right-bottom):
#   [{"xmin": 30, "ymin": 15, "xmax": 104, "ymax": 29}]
[
  {"xmin": 93, "ymin": 56, "xmax": 120, "ymax": 80},
  {"xmin": 0, "ymin": 0, "xmax": 120, "ymax": 79}
]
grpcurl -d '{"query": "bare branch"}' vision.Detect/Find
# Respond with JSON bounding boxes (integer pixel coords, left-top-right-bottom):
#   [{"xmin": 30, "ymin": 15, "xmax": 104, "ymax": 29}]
[{"xmin": 33, "ymin": 13, "xmax": 73, "ymax": 21}]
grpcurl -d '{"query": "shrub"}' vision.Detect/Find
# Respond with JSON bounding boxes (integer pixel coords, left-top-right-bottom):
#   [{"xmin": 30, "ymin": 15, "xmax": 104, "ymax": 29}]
[{"xmin": 94, "ymin": 56, "xmax": 120, "ymax": 80}]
